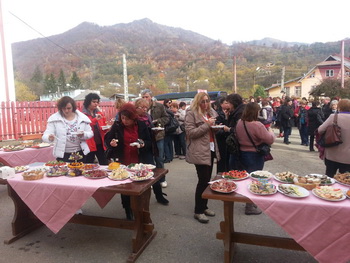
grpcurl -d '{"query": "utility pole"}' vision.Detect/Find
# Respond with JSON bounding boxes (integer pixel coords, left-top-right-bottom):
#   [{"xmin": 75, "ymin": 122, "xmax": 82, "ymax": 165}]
[
  {"xmin": 281, "ymin": 66, "xmax": 285, "ymax": 94},
  {"xmin": 123, "ymin": 54, "xmax": 129, "ymax": 101},
  {"xmin": 186, "ymin": 76, "xmax": 189, "ymax": 92},
  {"xmin": 233, "ymin": 56, "xmax": 237, "ymax": 93},
  {"xmin": 341, "ymin": 40, "xmax": 345, "ymax": 89}
]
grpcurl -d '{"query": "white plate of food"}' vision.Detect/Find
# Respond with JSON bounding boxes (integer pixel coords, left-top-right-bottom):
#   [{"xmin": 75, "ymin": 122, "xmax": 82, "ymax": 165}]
[
  {"xmin": 346, "ymin": 190, "xmax": 350, "ymax": 199},
  {"xmin": 144, "ymin": 164, "xmax": 156, "ymax": 170},
  {"xmin": 274, "ymin": 171, "xmax": 297, "ymax": 184},
  {"xmin": 221, "ymin": 170, "xmax": 249, "ymax": 180},
  {"xmin": 277, "ymin": 184, "xmax": 309, "ymax": 198},
  {"xmin": 312, "ymin": 186, "xmax": 346, "ymax": 201},
  {"xmin": 334, "ymin": 173, "xmax": 350, "ymax": 186},
  {"xmin": 129, "ymin": 171, "xmax": 154, "ymax": 181},
  {"xmin": 151, "ymin": 127, "xmax": 164, "ymax": 131},
  {"xmin": 84, "ymin": 169, "xmax": 108, "ymax": 179},
  {"xmin": 307, "ymin": 174, "xmax": 335, "ymax": 185},
  {"xmin": 209, "ymin": 179, "xmax": 237, "ymax": 193},
  {"xmin": 101, "ymin": 125, "xmax": 111, "ymax": 130},
  {"xmin": 248, "ymin": 181, "xmax": 277, "ymax": 195},
  {"xmin": 14, "ymin": 166, "xmax": 29, "ymax": 173},
  {"xmin": 211, "ymin": 125, "xmax": 225, "ymax": 129},
  {"xmin": 249, "ymin": 170, "xmax": 273, "ymax": 181},
  {"xmin": 108, "ymin": 167, "xmax": 131, "ymax": 181}
]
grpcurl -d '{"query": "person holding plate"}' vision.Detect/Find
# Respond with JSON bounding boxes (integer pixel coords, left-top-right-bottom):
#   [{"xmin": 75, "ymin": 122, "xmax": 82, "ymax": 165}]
[
  {"xmin": 104, "ymin": 103, "xmax": 165, "ymax": 220},
  {"xmin": 185, "ymin": 92, "xmax": 220, "ymax": 224},
  {"xmin": 42, "ymin": 96, "xmax": 93, "ymax": 162}
]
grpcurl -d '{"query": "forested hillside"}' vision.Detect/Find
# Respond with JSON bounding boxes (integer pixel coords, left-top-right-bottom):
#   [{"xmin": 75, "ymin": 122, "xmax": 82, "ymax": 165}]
[{"xmin": 11, "ymin": 18, "xmax": 350, "ymax": 99}]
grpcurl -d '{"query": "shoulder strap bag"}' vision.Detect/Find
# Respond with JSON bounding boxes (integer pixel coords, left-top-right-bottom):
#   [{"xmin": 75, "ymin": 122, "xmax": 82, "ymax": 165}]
[{"xmin": 243, "ymin": 121, "xmax": 271, "ymax": 156}]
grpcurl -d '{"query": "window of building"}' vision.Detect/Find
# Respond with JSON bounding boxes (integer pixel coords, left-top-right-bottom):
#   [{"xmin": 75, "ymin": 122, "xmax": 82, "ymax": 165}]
[
  {"xmin": 295, "ymin": 86, "xmax": 301, "ymax": 97},
  {"xmin": 326, "ymin": 70, "xmax": 334, "ymax": 77},
  {"xmin": 285, "ymin": 87, "xmax": 290, "ymax": 97}
]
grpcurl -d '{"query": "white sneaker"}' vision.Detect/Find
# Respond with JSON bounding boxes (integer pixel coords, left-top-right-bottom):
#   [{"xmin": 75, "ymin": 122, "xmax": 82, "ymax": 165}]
[
  {"xmin": 194, "ymin": 213, "xmax": 209, "ymax": 223},
  {"xmin": 161, "ymin": 181, "xmax": 168, "ymax": 188}
]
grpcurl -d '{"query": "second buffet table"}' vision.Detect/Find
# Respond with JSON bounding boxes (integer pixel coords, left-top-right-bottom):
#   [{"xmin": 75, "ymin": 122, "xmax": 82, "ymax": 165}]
[
  {"xmin": 1, "ymin": 167, "xmax": 168, "ymax": 263},
  {"xmin": 203, "ymin": 175, "xmax": 350, "ymax": 263}
]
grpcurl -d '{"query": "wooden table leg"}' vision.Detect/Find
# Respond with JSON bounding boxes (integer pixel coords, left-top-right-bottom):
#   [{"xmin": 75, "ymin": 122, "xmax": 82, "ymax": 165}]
[
  {"xmin": 219, "ymin": 201, "xmax": 234, "ymax": 263},
  {"xmin": 5, "ymin": 185, "xmax": 43, "ymax": 244},
  {"xmin": 127, "ymin": 188, "xmax": 156, "ymax": 263}
]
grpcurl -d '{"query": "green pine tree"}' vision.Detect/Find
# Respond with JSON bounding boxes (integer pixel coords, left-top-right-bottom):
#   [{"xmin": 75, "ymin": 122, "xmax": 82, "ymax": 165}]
[{"xmin": 69, "ymin": 71, "xmax": 82, "ymax": 90}]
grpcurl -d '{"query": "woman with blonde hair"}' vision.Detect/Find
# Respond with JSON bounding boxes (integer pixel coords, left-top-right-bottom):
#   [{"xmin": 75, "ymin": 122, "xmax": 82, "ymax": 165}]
[{"xmin": 185, "ymin": 92, "xmax": 220, "ymax": 223}]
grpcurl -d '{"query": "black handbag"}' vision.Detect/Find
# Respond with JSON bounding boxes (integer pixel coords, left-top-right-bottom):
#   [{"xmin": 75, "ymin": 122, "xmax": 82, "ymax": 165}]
[
  {"xmin": 226, "ymin": 128, "xmax": 240, "ymax": 155},
  {"xmin": 243, "ymin": 121, "xmax": 271, "ymax": 156}
]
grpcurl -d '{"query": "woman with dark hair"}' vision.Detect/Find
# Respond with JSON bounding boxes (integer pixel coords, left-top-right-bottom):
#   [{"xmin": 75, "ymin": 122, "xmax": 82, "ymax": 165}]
[
  {"xmin": 82, "ymin": 93, "xmax": 109, "ymax": 165},
  {"xmin": 163, "ymin": 99, "xmax": 177, "ymax": 163},
  {"xmin": 223, "ymin": 93, "xmax": 246, "ymax": 170},
  {"xmin": 104, "ymin": 103, "xmax": 155, "ymax": 219},
  {"xmin": 185, "ymin": 92, "xmax": 220, "ymax": 223},
  {"xmin": 42, "ymin": 96, "xmax": 93, "ymax": 162},
  {"xmin": 235, "ymin": 102, "xmax": 276, "ymax": 214},
  {"xmin": 307, "ymin": 100, "xmax": 324, "ymax": 151},
  {"xmin": 279, "ymin": 97, "xmax": 294, "ymax": 144}
]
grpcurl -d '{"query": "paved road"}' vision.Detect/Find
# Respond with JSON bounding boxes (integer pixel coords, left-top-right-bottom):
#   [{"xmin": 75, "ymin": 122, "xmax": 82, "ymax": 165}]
[{"xmin": 0, "ymin": 128, "xmax": 322, "ymax": 262}]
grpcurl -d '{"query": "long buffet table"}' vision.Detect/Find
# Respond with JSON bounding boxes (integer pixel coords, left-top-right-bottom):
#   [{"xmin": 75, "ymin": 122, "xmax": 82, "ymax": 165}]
[
  {"xmin": 0, "ymin": 167, "xmax": 168, "ymax": 263},
  {"xmin": 0, "ymin": 146, "xmax": 55, "ymax": 167},
  {"xmin": 202, "ymin": 176, "xmax": 350, "ymax": 263}
]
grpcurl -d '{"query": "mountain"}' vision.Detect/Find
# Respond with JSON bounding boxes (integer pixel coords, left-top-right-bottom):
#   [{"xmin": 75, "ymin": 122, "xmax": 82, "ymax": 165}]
[{"xmin": 11, "ymin": 18, "xmax": 350, "ymax": 97}]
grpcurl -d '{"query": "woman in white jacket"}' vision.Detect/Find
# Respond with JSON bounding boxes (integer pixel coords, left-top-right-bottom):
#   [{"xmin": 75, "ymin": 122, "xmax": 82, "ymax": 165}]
[{"xmin": 42, "ymin": 96, "xmax": 93, "ymax": 162}]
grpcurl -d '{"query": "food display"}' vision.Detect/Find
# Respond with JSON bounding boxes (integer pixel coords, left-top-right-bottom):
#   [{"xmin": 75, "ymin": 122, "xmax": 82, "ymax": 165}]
[
  {"xmin": 334, "ymin": 173, "xmax": 350, "ymax": 186},
  {"xmin": 293, "ymin": 175, "xmax": 321, "ymax": 190},
  {"xmin": 127, "ymin": 163, "xmax": 150, "ymax": 171},
  {"xmin": 312, "ymin": 186, "xmax": 345, "ymax": 201},
  {"xmin": 307, "ymin": 174, "xmax": 334, "ymax": 186},
  {"xmin": 2, "ymin": 145, "xmax": 25, "ymax": 152},
  {"xmin": 68, "ymin": 168, "xmax": 84, "ymax": 177},
  {"xmin": 129, "ymin": 170, "xmax": 154, "ymax": 181},
  {"xmin": 248, "ymin": 181, "xmax": 277, "ymax": 195},
  {"xmin": 45, "ymin": 160, "xmax": 66, "ymax": 166},
  {"xmin": 84, "ymin": 169, "xmax": 108, "ymax": 179},
  {"xmin": 47, "ymin": 166, "xmax": 69, "ymax": 177},
  {"xmin": 108, "ymin": 167, "xmax": 130, "ymax": 180},
  {"xmin": 274, "ymin": 171, "xmax": 297, "ymax": 183},
  {"xmin": 249, "ymin": 170, "xmax": 273, "ymax": 180},
  {"xmin": 22, "ymin": 169, "xmax": 45, "ymax": 180},
  {"xmin": 21, "ymin": 140, "xmax": 34, "ymax": 147},
  {"xmin": 32, "ymin": 142, "xmax": 51, "ymax": 148},
  {"xmin": 108, "ymin": 162, "xmax": 121, "ymax": 170},
  {"xmin": 346, "ymin": 190, "xmax": 350, "ymax": 199},
  {"xmin": 277, "ymin": 184, "xmax": 309, "ymax": 198},
  {"xmin": 210, "ymin": 179, "xmax": 237, "ymax": 193},
  {"xmin": 81, "ymin": 163, "xmax": 99, "ymax": 170},
  {"xmin": 67, "ymin": 162, "xmax": 84, "ymax": 169},
  {"xmin": 14, "ymin": 166, "xmax": 29, "ymax": 173},
  {"xmin": 222, "ymin": 170, "xmax": 249, "ymax": 180},
  {"xmin": 67, "ymin": 152, "xmax": 84, "ymax": 169}
]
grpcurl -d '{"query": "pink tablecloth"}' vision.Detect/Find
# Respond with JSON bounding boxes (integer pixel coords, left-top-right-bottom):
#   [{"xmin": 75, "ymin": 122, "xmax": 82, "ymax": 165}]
[
  {"xmin": 0, "ymin": 147, "xmax": 55, "ymax": 167},
  {"xmin": 7, "ymin": 172, "xmax": 136, "ymax": 233},
  {"xmin": 234, "ymin": 179, "xmax": 350, "ymax": 263}
]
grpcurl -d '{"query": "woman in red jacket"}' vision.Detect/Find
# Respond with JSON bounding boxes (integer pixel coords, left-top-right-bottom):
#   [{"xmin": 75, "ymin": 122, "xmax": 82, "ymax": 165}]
[{"xmin": 82, "ymin": 93, "xmax": 109, "ymax": 165}]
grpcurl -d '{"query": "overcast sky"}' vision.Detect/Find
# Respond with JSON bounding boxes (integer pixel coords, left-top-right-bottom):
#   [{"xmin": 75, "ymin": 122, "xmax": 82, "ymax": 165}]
[{"xmin": 2, "ymin": 0, "xmax": 349, "ymax": 44}]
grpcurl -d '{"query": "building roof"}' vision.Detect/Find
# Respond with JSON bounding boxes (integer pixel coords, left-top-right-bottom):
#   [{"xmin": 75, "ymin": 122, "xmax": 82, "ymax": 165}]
[{"xmin": 73, "ymin": 90, "xmax": 110, "ymax": 101}]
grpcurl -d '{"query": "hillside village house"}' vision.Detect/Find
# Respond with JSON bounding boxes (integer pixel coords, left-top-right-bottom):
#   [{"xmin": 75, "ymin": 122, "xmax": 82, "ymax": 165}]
[{"xmin": 266, "ymin": 55, "xmax": 350, "ymax": 99}]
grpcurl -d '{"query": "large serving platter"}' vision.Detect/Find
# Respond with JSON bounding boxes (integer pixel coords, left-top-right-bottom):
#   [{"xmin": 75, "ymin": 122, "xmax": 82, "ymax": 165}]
[
  {"xmin": 222, "ymin": 170, "xmax": 249, "ymax": 181},
  {"xmin": 248, "ymin": 182, "xmax": 277, "ymax": 195},
  {"xmin": 312, "ymin": 188, "xmax": 346, "ymax": 202},
  {"xmin": 249, "ymin": 170, "xmax": 273, "ymax": 181},
  {"xmin": 277, "ymin": 184, "xmax": 309, "ymax": 198},
  {"xmin": 108, "ymin": 168, "xmax": 131, "ymax": 181},
  {"xmin": 273, "ymin": 171, "xmax": 297, "ymax": 184},
  {"xmin": 209, "ymin": 179, "xmax": 237, "ymax": 194},
  {"xmin": 84, "ymin": 169, "xmax": 108, "ymax": 179},
  {"xmin": 14, "ymin": 166, "xmax": 29, "ymax": 173},
  {"xmin": 129, "ymin": 172, "xmax": 154, "ymax": 182}
]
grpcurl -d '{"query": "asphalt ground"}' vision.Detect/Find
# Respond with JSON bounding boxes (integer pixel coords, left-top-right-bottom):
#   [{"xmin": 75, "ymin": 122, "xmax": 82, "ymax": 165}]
[{"xmin": 0, "ymin": 127, "xmax": 323, "ymax": 263}]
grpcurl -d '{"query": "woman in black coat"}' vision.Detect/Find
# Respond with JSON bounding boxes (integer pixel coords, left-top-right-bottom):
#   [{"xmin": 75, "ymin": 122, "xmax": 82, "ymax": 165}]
[
  {"xmin": 279, "ymin": 97, "xmax": 294, "ymax": 144},
  {"xmin": 307, "ymin": 101, "xmax": 324, "ymax": 151}
]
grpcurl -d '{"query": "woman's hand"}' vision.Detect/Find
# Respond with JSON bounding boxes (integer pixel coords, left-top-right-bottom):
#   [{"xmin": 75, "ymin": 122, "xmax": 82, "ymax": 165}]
[
  {"xmin": 110, "ymin": 139, "xmax": 118, "ymax": 147},
  {"xmin": 223, "ymin": 125, "xmax": 230, "ymax": 132},
  {"xmin": 77, "ymin": 131, "xmax": 84, "ymax": 138},
  {"xmin": 48, "ymin": 134, "xmax": 55, "ymax": 142},
  {"xmin": 208, "ymin": 117, "xmax": 216, "ymax": 126},
  {"xmin": 95, "ymin": 113, "xmax": 102, "ymax": 120}
]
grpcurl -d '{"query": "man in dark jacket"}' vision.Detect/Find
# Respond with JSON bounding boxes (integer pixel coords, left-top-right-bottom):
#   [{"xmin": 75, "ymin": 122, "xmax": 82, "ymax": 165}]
[{"xmin": 279, "ymin": 97, "xmax": 294, "ymax": 144}]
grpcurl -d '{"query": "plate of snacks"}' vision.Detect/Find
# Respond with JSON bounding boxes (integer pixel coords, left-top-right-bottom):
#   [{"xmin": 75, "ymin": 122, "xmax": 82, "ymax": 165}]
[
  {"xmin": 22, "ymin": 169, "xmax": 46, "ymax": 180},
  {"xmin": 277, "ymin": 184, "xmax": 309, "ymax": 198},
  {"xmin": 107, "ymin": 162, "xmax": 121, "ymax": 171},
  {"xmin": 209, "ymin": 179, "xmax": 237, "ymax": 193},
  {"xmin": 307, "ymin": 174, "xmax": 335, "ymax": 186},
  {"xmin": 84, "ymin": 169, "xmax": 108, "ymax": 179},
  {"xmin": 108, "ymin": 167, "xmax": 131, "ymax": 181},
  {"xmin": 129, "ymin": 170, "xmax": 154, "ymax": 181},
  {"xmin": 346, "ymin": 190, "xmax": 350, "ymax": 199},
  {"xmin": 127, "ymin": 163, "xmax": 150, "ymax": 171},
  {"xmin": 293, "ymin": 175, "xmax": 321, "ymax": 190},
  {"xmin": 274, "ymin": 171, "xmax": 297, "ymax": 183},
  {"xmin": 31, "ymin": 142, "xmax": 51, "ymax": 148},
  {"xmin": 14, "ymin": 166, "xmax": 29, "ymax": 173},
  {"xmin": 312, "ymin": 186, "xmax": 346, "ymax": 201},
  {"xmin": 3, "ymin": 145, "xmax": 25, "ymax": 152},
  {"xmin": 81, "ymin": 163, "xmax": 100, "ymax": 170},
  {"xmin": 222, "ymin": 170, "xmax": 249, "ymax": 180},
  {"xmin": 47, "ymin": 166, "xmax": 69, "ymax": 177},
  {"xmin": 249, "ymin": 170, "xmax": 273, "ymax": 181},
  {"xmin": 248, "ymin": 181, "xmax": 277, "ymax": 195},
  {"xmin": 45, "ymin": 160, "xmax": 66, "ymax": 166},
  {"xmin": 334, "ymin": 173, "xmax": 350, "ymax": 186}
]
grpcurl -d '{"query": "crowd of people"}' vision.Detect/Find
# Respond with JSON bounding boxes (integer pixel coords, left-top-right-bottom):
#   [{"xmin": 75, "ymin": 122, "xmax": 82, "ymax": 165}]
[{"xmin": 42, "ymin": 91, "xmax": 350, "ymax": 223}]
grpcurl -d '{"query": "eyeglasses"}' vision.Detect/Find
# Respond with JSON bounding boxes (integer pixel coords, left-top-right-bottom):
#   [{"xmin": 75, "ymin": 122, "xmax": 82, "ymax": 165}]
[{"xmin": 200, "ymin": 99, "xmax": 210, "ymax": 104}]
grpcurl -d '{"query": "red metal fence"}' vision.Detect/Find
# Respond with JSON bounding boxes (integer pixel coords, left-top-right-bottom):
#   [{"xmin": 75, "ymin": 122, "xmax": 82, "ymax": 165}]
[{"xmin": 0, "ymin": 101, "xmax": 116, "ymax": 141}]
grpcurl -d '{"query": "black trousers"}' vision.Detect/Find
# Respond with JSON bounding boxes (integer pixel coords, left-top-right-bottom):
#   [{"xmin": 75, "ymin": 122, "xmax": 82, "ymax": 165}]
[
  {"xmin": 325, "ymin": 158, "xmax": 350, "ymax": 178},
  {"xmin": 194, "ymin": 152, "xmax": 215, "ymax": 214},
  {"xmin": 85, "ymin": 144, "xmax": 109, "ymax": 165}
]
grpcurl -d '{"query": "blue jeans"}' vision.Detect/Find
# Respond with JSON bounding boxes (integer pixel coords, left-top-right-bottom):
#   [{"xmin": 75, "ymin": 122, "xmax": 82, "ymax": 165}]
[
  {"xmin": 164, "ymin": 135, "xmax": 174, "ymax": 162},
  {"xmin": 299, "ymin": 124, "xmax": 308, "ymax": 145},
  {"xmin": 240, "ymin": 151, "xmax": 264, "ymax": 173}
]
